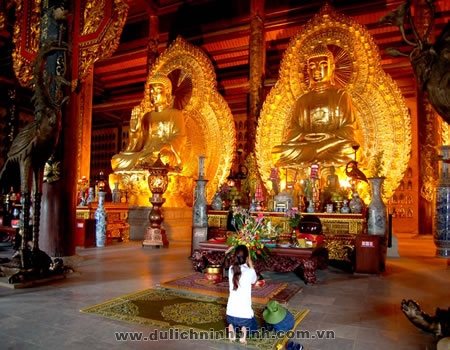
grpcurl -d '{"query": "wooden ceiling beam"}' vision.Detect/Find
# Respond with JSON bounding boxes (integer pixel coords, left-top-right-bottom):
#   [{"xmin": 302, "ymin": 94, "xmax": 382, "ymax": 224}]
[
  {"xmin": 90, "ymin": 0, "xmax": 449, "ymax": 125},
  {"xmin": 92, "ymin": 97, "xmax": 143, "ymax": 113}
]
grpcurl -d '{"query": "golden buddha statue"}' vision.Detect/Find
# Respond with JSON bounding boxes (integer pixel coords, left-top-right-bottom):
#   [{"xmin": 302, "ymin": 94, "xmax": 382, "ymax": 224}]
[
  {"xmin": 272, "ymin": 44, "xmax": 357, "ymax": 168},
  {"xmin": 111, "ymin": 73, "xmax": 187, "ymax": 171},
  {"xmin": 325, "ymin": 165, "xmax": 340, "ymax": 193}
]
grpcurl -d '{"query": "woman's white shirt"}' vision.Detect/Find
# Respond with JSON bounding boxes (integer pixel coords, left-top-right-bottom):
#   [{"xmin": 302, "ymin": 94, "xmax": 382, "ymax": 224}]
[{"xmin": 226, "ymin": 264, "xmax": 257, "ymax": 318}]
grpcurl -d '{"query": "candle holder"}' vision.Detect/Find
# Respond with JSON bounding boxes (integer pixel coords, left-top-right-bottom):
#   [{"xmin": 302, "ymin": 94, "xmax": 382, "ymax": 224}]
[
  {"xmin": 142, "ymin": 154, "xmax": 170, "ymax": 248},
  {"xmin": 98, "ymin": 171, "xmax": 106, "ymax": 192}
]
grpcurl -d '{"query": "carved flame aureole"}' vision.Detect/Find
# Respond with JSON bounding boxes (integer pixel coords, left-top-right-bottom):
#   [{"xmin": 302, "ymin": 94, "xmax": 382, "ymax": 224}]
[
  {"xmin": 111, "ymin": 37, "xmax": 236, "ymax": 207},
  {"xmin": 255, "ymin": 4, "xmax": 411, "ymax": 201}
]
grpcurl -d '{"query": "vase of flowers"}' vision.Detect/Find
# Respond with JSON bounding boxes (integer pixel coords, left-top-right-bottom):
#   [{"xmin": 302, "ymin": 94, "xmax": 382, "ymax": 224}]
[
  {"xmin": 285, "ymin": 207, "xmax": 302, "ymax": 244},
  {"xmin": 285, "ymin": 207, "xmax": 302, "ymax": 230},
  {"xmin": 217, "ymin": 183, "xmax": 232, "ymax": 209},
  {"xmin": 226, "ymin": 207, "xmax": 282, "ymax": 261}
]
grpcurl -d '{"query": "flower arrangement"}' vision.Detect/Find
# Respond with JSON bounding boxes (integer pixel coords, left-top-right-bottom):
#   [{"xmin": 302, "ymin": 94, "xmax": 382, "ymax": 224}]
[
  {"xmin": 226, "ymin": 207, "xmax": 282, "ymax": 260},
  {"xmin": 285, "ymin": 207, "xmax": 302, "ymax": 230},
  {"xmin": 218, "ymin": 183, "xmax": 232, "ymax": 199}
]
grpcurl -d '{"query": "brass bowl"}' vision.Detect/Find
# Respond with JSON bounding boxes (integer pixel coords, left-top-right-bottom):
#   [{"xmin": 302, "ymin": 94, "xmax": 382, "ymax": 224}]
[
  {"xmin": 206, "ymin": 265, "xmax": 223, "ymax": 274},
  {"xmin": 205, "ymin": 265, "xmax": 223, "ymax": 283}
]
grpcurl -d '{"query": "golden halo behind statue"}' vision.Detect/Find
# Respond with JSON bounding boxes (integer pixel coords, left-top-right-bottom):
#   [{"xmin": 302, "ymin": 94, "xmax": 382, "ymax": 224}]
[
  {"xmin": 168, "ymin": 69, "xmax": 193, "ymax": 111},
  {"xmin": 255, "ymin": 4, "xmax": 411, "ymax": 201}
]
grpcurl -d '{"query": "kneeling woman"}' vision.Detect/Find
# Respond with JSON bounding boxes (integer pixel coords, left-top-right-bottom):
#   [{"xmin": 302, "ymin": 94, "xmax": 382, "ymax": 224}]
[{"xmin": 226, "ymin": 245, "xmax": 258, "ymax": 344}]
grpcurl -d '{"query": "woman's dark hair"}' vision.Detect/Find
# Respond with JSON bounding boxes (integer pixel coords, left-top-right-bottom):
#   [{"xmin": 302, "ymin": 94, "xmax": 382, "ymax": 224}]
[{"xmin": 232, "ymin": 245, "xmax": 249, "ymax": 291}]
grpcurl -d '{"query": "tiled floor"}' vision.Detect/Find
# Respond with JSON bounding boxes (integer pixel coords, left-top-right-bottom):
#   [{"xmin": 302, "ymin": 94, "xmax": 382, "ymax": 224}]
[{"xmin": 0, "ymin": 233, "xmax": 448, "ymax": 350}]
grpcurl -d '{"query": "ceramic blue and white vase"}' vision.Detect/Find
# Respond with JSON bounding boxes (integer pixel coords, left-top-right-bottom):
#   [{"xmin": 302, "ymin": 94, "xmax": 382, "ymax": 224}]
[
  {"xmin": 87, "ymin": 187, "xmax": 95, "ymax": 204},
  {"xmin": 193, "ymin": 179, "xmax": 208, "ymax": 227},
  {"xmin": 367, "ymin": 177, "xmax": 387, "ymax": 235},
  {"xmin": 95, "ymin": 191, "xmax": 107, "ymax": 247},
  {"xmin": 306, "ymin": 198, "xmax": 315, "ymax": 213},
  {"xmin": 211, "ymin": 192, "xmax": 223, "ymax": 210},
  {"xmin": 349, "ymin": 192, "xmax": 363, "ymax": 214},
  {"xmin": 341, "ymin": 199, "xmax": 351, "ymax": 213},
  {"xmin": 434, "ymin": 145, "xmax": 450, "ymax": 257}
]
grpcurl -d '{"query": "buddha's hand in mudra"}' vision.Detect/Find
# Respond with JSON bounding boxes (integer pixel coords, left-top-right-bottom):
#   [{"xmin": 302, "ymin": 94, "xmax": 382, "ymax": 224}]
[{"xmin": 303, "ymin": 133, "xmax": 332, "ymax": 142}]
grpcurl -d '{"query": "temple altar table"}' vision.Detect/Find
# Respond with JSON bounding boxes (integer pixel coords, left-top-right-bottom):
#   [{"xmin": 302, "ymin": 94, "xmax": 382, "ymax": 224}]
[{"xmin": 192, "ymin": 241, "xmax": 328, "ymax": 284}]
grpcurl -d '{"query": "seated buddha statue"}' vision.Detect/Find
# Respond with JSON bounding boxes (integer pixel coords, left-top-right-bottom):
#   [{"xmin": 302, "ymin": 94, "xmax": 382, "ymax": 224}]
[
  {"xmin": 325, "ymin": 165, "xmax": 340, "ymax": 193},
  {"xmin": 111, "ymin": 73, "xmax": 187, "ymax": 171},
  {"xmin": 272, "ymin": 44, "xmax": 357, "ymax": 168}
]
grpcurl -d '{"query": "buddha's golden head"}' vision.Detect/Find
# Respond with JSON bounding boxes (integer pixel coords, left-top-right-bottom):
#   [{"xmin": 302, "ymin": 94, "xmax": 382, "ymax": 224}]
[
  {"xmin": 149, "ymin": 73, "xmax": 173, "ymax": 109},
  {"xmin": 307, "ymin": 44, "xmax": 336, "ymax": 87},
  {"xmin": 149, "ymin": 73, "xmax": 173, "ymax": 90}
]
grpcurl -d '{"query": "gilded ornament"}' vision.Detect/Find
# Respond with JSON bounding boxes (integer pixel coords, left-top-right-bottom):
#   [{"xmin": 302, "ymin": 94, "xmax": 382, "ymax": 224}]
[
  {"xmin": 255, "ymin": 4, "xmax": 411, "ymax": 202},
  {"xmin": 111, "ymin": 37, "xmax": 235, "ymax": 207},
  {"xmin": 12, "ymin": 0, "xmax": 40, "ymax": 87},
  {"xmin": 43, "ymin": 158, "xmax": 61, "ymax": 183},
  {"xmin": 0, "ymin": 12, "xmax": 6, "ymax": 31},
  {"xmin": 324, "ymin": 238, "xmax": 354, "ymax": 261},
  {"xmin": 82, "ymin": 0, "xmax": 105, "ymax": 35},
  {"xmin": 77, "ymin": 0, "xmax": 128, "ymax": 83}
]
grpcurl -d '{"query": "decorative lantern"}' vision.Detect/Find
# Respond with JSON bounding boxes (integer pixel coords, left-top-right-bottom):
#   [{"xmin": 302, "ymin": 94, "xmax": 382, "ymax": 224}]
[
  {"xmin": 227, "ymin": 169, "xmax": 235, "ymax": 187},
  {"xmin": 97, "ymin": 171, "xmax": 106, "ymax": 193},
  {"xmin": 142, "ymin": 154, "xmax": 170, "ymax": 247}
]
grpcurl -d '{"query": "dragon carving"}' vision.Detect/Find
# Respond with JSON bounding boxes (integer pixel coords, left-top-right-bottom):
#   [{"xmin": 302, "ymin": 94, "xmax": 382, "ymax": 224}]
[{"xmin": 379, "ymin": 0, "xmax": 450, "ymax": 124}]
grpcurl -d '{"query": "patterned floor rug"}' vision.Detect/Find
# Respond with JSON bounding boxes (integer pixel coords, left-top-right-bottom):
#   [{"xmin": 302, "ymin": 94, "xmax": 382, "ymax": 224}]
[
  {"xmin": 160, "ymin": 273, "xmax": 303, "ymax": 304},
  {"xmin": 81, "ymin": 288, "xmax": 309, "ymax": 350}
]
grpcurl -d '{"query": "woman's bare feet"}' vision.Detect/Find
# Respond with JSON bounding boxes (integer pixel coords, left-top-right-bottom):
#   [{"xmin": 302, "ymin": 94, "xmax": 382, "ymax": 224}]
[
  {"xmin": 228, "ymin": 324, "xmax": 236, "ymax": 342},
  {"xmin": 240, "ymin": 326, "xmax": 247, "ymax": 344}
]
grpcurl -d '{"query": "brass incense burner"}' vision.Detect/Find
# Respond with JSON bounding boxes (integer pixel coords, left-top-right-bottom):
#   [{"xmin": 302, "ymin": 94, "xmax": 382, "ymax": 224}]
[
  {"xmin": 142, "ymin": 155, "xmax": 170, "ymax": 248},
  {"xmin": 205, "ymin": 264, "xmax": 223, "ymax": 283}
]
